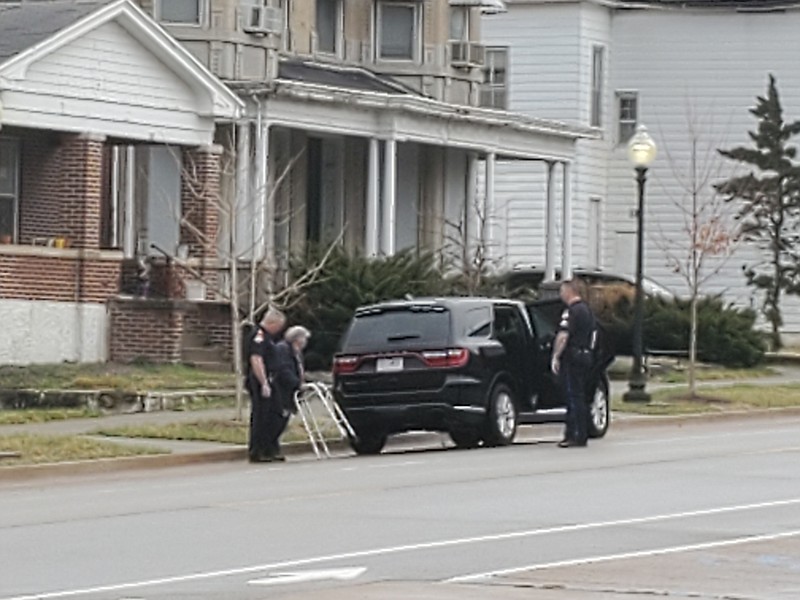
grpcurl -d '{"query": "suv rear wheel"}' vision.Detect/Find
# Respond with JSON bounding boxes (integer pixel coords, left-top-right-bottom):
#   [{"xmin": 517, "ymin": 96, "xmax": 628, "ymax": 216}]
[
  {"xmin": 484, "ymin": 383, "xmax": 517, "ymax": 446},
  {"xmin": 349, "ymin": 431, "xmax": 387, "ymax": 455},
  {"xmin": 588, "ymin": 376, "xmax": 610, "ymax": 438}
]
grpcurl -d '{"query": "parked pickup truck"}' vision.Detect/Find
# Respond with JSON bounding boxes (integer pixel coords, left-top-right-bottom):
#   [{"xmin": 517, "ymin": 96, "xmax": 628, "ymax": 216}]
[{"xmin": 332, "ymin": 297, "xmax": 614, "ymax": 455}]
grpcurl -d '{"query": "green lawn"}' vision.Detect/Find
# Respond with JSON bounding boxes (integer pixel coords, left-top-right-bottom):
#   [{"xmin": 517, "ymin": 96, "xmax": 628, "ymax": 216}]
[
  {"xmin": 95, "ymin": 417, "xmax": 341, "ymax": 445},
  {"xmin": 0, "ymin": 363, "xmax": 236, "ymax": 391},
  {"xmin": 613, "ymin": 383, "xmax": 800, "ymax": 415},
  {"xmin": 0, "ymin": 407, "xmax": 102, "ymax": 425},
  {"xmin": 0, "ymin": 434, "xmax": 166, "ymax": 466}
]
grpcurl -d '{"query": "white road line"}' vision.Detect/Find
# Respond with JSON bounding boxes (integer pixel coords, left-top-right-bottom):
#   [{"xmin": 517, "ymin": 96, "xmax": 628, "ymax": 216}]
[
  {"xmin": 446, "ymin": 528, "xmax": 800, "ymax": 583},
  {"xmin": 3, "ymin": 497, "xmax": 800, "ymax": 600}
]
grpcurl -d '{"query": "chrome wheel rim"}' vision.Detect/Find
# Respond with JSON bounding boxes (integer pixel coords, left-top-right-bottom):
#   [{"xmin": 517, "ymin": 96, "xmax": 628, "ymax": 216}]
[
  {"xmin": 496, "ymin": 392, "xmax": 516, "ymax": 439},
  {"xmin": 591, "ymin": 385, "xmax": 608, "ymax": 431}
]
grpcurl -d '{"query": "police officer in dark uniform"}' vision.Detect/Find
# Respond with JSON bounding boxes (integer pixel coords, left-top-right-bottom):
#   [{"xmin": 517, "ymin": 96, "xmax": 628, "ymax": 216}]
[
  {"xmin": 551, "ymin": 279, "xmax": 596, "ymax": 448},
  {"xmin": 247, "ymin": 308, "xmax": 286, "ymax": 462}
]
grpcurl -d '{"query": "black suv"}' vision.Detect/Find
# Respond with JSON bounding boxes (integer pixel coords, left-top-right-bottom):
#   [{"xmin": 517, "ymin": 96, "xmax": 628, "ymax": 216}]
[{"xmin": 333, "ymin": 297, "xmax": 613, "ymax": 454}]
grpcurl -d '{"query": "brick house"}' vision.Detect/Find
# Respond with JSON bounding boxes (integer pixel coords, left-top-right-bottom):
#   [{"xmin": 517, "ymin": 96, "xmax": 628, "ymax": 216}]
[{"xmin": 0, "ymin": 0, "xmax": 242, "ymax": 364}]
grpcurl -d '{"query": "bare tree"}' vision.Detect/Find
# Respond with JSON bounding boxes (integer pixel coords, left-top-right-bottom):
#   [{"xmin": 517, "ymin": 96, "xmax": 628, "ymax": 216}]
[
  {"xmin": 655, "ymin": 110, "xmax": 741, "ymax": 397},
  {"xmin": 169, "ymin": 130, "xmax": 338, "ymax": 420}
]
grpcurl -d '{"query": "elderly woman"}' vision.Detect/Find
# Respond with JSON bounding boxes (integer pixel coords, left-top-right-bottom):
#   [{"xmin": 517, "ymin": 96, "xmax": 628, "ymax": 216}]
[{"xmin": 268, "ymin": 325, "xmax": 311, "ymax": 460}]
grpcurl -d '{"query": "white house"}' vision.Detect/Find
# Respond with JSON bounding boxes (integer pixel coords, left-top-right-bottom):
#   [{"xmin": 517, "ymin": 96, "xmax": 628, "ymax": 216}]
[{"xmin": 482, "ymin": 0, "xmax": 800, "ymax": 339}]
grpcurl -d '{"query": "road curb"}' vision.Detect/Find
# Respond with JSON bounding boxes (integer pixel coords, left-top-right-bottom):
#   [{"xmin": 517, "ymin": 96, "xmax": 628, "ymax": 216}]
[{"xmin": 3, "ymin": 408, "xmax": 800, "ymax": 483}]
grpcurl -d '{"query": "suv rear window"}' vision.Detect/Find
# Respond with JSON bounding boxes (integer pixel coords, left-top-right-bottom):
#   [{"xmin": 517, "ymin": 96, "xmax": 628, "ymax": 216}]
[{"xmin": 343, "ymin": 306, "xmax": 451, "ymax": 352}]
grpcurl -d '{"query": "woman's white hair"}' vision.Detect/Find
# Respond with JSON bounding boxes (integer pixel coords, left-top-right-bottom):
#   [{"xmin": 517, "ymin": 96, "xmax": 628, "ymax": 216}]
[{"xmin": 284, "ymin": 325, "xmax": 311, "ymax": 344}]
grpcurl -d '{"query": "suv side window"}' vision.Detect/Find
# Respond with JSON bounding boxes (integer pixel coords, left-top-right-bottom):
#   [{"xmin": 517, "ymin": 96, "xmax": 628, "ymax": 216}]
[
  {"xmin": 463, "ymin": 306, "xmax": 492, "ymax": 338},
  {"xmin": 493, "ymin": 305, "xmax": 526, "ymax": 349}
]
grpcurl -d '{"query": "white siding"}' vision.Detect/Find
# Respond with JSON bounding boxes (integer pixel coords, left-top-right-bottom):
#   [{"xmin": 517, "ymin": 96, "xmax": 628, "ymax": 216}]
[
  {"xmin": 608, "ymin": 8, "xmax": 800, "ymax": 332},
  {"xmin": 5, "ymin": 21, "xmax": 215, "ymax": 145},
  {"xmin": 482, "ymin": 3, "xmax": 581, "ymax": 269}
]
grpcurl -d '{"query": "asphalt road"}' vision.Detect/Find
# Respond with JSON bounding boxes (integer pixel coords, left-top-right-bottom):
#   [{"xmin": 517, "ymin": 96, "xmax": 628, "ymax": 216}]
[{"xmin": 1, "ymin": 415, "xmax": 799, "ymax": 600}]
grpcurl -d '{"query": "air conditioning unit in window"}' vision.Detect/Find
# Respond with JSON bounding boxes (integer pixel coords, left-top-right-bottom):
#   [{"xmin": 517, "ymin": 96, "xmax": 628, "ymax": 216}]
[
  {"xmin": 450, "ymin": 41, "xmax": 486, "ymax": 68},
  {"xmin": 241, "ymin": 1, "xmax": 282, "ymax": 36}
]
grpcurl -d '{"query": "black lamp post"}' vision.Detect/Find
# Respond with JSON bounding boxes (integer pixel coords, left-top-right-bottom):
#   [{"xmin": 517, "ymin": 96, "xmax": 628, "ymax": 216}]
[{"xmin": 623, "ymin": 125, "xmax": 657, "ymax": 404}]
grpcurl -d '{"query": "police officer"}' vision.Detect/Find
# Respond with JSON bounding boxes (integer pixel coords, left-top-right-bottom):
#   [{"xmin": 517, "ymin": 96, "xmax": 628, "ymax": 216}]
[
  {"xmin": 247, "ymin": 308, "xmax": 287, "ymax": 462},
  {"xmin": 551, "ymin": 279, "xmax": 596, "ymax": 448}
]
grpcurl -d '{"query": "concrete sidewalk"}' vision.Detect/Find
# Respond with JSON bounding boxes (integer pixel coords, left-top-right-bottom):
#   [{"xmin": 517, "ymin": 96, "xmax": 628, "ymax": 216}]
[{"xmin": 2, "ymin": 365, "xmax": 800, "ymax": 481}]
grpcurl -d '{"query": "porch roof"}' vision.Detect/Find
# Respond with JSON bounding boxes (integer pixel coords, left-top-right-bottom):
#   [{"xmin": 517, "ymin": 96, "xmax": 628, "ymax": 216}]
[
  {"xmin": 0, "ymin": 0, "xmax": 242, "ymax": 146},
  {"xmin": 233, "ymin": 78, "xmax": 596, "ymax": 162}
]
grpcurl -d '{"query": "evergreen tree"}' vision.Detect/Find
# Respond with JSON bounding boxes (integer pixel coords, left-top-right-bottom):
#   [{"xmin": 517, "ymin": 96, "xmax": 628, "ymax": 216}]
[{"xmin": 716, "ymin": 75, "xmax": 800, "ymax": 349}]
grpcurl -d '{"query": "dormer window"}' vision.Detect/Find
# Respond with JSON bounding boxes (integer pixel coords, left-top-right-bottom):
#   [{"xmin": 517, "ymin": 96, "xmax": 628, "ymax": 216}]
[
  {"xmin": 155, "ymin": 0, "xmax": 205, "ymax": 25},
  {"xmin": 316, "ymin": 0, "xmax": 343, "ymax": 56},
  {"xmin": 376, "ymin": 1, "xmax": 422, "ymax": 62}
]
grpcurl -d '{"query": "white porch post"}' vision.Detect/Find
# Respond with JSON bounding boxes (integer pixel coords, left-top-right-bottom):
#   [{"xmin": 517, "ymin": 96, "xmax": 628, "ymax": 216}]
[
  {"xmin": 544, "ymin": 161, "xmax": 558, "ymax": 282},
  {"xmin": 381, "ymin": 137, "xmax": 397, "ymax": 255},
  {"xmin": 254, "ymin": 111, "xmax": 270, "ymax": 262},
  {"xmin": 235, "ymin": 121, "xmax": 251, "ymax": 258},
  {"xmin": 561, "ymin": 161, "xmax": 573, "ymax": 280},
  {"xmin": 466, "ymin": 152, "xmax": 478, "ymax": 256},
  {"xmin": 485, "ymin": 151, "xmax": 496, "ymax": 252},
  {"xmin": 366, "ymin": 138, "xmax": 380, "ymax": 257}
]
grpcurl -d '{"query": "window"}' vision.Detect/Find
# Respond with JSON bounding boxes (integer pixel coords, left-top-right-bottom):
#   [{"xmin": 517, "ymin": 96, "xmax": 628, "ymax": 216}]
[
  {"xmin": 0, "ymin": 139, "xmax": 19, "ymax": 243},
  {"xmin": 618, "ymin": 91, "xmax": 638, "ymax": 144},
  {"xmin": 377, "ymin": 2, "xmax": 420, "ymax": 61},
  {"xmin": 480, "ymin": 47, "xmax": 508, "ymax": 109},
  {"xmin": 316, "ymin": 0, "xmax": 342, "ymax": 55},
  {"xmin": 591, "ymin": 45, "xmax": 604, "ymax": 127},
  {"xmin": 156, "ymin": 0, "xmax": 204, "ymax": 25},
  {"xmin": 449, "ymin": 6, "xmax": 469, "ymax": 42}
]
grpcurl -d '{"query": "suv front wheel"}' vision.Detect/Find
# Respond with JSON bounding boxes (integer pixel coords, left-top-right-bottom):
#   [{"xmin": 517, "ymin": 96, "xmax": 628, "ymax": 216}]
[
  {"xmin": 588, "ymin": 376, "xmax": 610, "ymax": 438},
  {"xmin": 484, "ymin": 383, "xmax": 518, "ymax": 446}
]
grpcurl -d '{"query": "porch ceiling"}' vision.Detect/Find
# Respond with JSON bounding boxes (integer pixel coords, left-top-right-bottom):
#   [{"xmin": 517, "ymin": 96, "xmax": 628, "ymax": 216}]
[
  {"xmin": 0, "ymin": 0, "xmax": 242, "ymax": 146},
  {"xmin": 235, "ymin": 80, "xmax": 596, "ymax": 161}
]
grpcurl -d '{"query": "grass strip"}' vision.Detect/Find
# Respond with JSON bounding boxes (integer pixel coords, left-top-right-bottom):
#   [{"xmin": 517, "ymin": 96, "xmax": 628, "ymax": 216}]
[
  {"xmin": 0, "ymin": 407, "xmax": 102, "ymax": 425},
  {"xmin": 95, "ymin": 417, "xmax": 342, "ymax": 445},
  {"xmin": 0, "ymin": 363, "xmax": 235, "ymax": 391},
  {"xmin": 614, "ymin": 383, "xmax": 800, "ymax": 415},
  {"xmin": 0, "ymin": 434, "xmax": 166, "ymax": 466}
]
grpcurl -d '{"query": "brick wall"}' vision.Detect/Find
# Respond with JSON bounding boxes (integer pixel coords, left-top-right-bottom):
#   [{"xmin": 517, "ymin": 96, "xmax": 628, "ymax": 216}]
[
  {"xmin": 184, "ymin": 303, "xmax": 232, "ymax": 355},
  {"xmin": 18, "ymin": 132, "xmax": 63, "ymax": 244},
  {"xmin": 18, "ymin": 133, "xmax": 104, "ymax": 249},
  {"xmin": 0, "ymin": 252, "xmax": 121, "ymax": 303},
  {"xmin": 109, "ymin": 299, "xmax": 185, "ymax": 363}
]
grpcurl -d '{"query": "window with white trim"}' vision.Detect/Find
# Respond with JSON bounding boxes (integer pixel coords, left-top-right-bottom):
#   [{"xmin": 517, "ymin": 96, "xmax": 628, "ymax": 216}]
[
  {"xmin": 618, "ymin": 91, "xmax": 638, "ymax": 144},
  {"xmin": 449, "ymin": 6, "xmax": 470, "ymax": 42},
  {"xmin": 0, "ymin": 138, "xmax": 19, "ymax": 243},
  {"xmin": 591, "ymin": 45, "xmax": 604, "ymax": 127},
  {"xmin": 376, "ymin": 1, "xmax": 421, "ymax": 61},
  {"xmin": 316, "ymin": 0, "xmax": 343, "ymax": 55},
  {"xmin": 156, "ymin": 0, "xmax": 204, "ymax": 25},
  {"xmin": 480, "ymin": 47, "xmax": 508, "ymax": 110}
]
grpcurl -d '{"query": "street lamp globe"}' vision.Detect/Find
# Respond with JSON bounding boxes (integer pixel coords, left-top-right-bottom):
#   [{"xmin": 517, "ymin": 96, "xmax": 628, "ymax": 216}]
[{"xmin": 627, "ymin": 125, "xmax": 657, "ymax": 168}]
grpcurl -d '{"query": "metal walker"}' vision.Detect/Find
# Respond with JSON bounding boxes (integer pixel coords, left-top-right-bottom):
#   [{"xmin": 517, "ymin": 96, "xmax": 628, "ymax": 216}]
[{"xmin": 293, "ymin": 381, "xmax": 355, "ymax": 458}]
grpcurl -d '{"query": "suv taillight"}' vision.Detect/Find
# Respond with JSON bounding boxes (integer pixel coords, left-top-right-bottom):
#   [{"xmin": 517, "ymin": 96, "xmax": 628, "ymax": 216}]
[
  {"xmin": 333, "ymin": 355, "xmax": 360, "ymax": 375},
  {"xmin": 421, "ymin": 348, "xmax": 469, "ymax": 368}
]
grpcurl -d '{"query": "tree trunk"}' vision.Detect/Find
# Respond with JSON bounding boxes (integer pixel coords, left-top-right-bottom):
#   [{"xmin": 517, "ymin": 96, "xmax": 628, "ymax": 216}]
[{"xmin": 689, "ymin": 291, "xmax": 698, "ymax": 398}]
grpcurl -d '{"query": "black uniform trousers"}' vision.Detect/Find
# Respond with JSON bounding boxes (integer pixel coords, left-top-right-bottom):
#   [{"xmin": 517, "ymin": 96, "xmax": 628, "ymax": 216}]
[
  {"xmin": 561, "ymin": 353, "xmax": 589, "ymax": 445},
  {"xmin": 248, "ymin": 378, "xmax": 290, "ymax": 459}
]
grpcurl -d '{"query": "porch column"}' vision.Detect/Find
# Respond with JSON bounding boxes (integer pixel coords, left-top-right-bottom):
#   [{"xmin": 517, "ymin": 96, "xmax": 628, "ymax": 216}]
[
  {"xmin": 466, "ymin": 152, "xmax": 478, "ymax": 257},
  {"xmin": 544, "ymin": 161, "xmax": 558, "ymax": 282},
  {"xmin": 254, "ymin": 116, "xmax": 270, "ymax": 262},
  {"xmin": 235, "ymin": 121, "xmax": 251, "ymax": 259},
  {"xmin": 485, "ymin": 151, "xmax": 496, "ymax": 252},
  {"xmin": 59, "ymin": 133, "xmax": 105, "ymax": 250},
  {"xmin": 381, "ymin": 137, "xmax": 397, "ymax": 256},
  {"xmin": 180, "ymin": 144, "xmax": 222, "ymax": 297},
  {"xmin": 365, "ymin": 138, "xmax": 380, "ymax": 257},
  {"xmin": 561, "ymin": 161, "xmax": 573, "ymax": 280}
]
